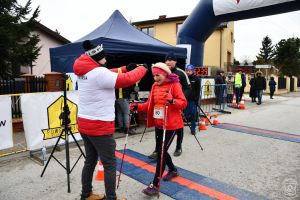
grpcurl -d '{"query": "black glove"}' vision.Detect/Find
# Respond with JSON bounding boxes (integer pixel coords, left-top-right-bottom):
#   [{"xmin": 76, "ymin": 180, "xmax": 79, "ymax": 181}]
[
  {"xmin": 142, "ymin": 63, "xmax": 148, "ymax": 70},
  {"xmin": 126, "ymin": 63, "xmax": 137, "ymax": 72},
  {"xmin": 130, "ymin": 103, "xmax": 138, "ymax": 111}
]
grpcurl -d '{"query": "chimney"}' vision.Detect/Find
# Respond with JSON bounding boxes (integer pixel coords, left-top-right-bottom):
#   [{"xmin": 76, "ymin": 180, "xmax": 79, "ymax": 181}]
[{"xmin": 159, "ymin": 15, "xmax": 167, "ymax": 19}]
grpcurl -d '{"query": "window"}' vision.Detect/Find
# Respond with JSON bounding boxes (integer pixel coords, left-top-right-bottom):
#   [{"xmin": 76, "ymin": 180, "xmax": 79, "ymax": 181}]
[
  {"xmin": 141, "ymin": 27, "xmax": 154, "ymax": 37},
  {"xmin": 176, "ymin": 23, "xmax": 183, "ymax": 35}
]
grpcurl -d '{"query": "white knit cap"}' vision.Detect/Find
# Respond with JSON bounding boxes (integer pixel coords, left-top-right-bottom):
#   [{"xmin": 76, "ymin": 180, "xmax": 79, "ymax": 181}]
[{"xmin": 151, "ymin": 62, "xmax": 171, "ymax": 75}]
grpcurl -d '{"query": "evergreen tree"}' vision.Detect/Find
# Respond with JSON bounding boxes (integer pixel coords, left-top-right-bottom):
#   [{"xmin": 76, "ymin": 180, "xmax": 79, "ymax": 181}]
[
  {"xmin": 255, "ymin": 35, "xmax": 274, "ymax": 65},
  {"xmin": 274, "ymin": 37, "xmax": 300, "ymax": 76},
  {"xmin": 0, "ymin": 0, "xmax": 40, "ymax": 79},
  {"xmin": 233, "ymin": 58, "xmax": 240, "ymax": 66}
]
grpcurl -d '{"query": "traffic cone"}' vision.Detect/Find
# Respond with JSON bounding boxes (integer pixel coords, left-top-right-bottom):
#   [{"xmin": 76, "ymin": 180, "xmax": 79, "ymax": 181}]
[
  {"xmin": 231, "ymin": 94, "xmax": 237, "ymax": 107},
  {"xmin": 199, "ymin": 118, "xmax": 207, "ymax": 130},
  {"xmin": 95, "ymin": 161, "xmax": 104, "ymax": 181},
  {"xmin": 205, "ymin": 113, "xmax": 210, "ymax": 125},
  {"xmin": 213, "ymin": 114, "xmax": 219, "ymax": 125},
  {"xmin": 239, "ymin": 98, "xmax": 246, "ymax": 110}
]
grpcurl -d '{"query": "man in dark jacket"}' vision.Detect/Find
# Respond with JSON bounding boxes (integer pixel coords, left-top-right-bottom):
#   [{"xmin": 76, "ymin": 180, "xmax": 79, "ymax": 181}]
[
  {"xmin": 214, "ymin": 70, "xmax": 226, "ymax": 109},
  {"xmin": 239, "ymin": 72, "xmax": 246, "ymax": 101},
  {"xmin": 165, "ymin": 52, "xmax": 191, "ymax": 156},
  {"xmin": 254, "ymin": 71, "xmax": 266, "ymax": 105},
  {"xmin": 184, "ymin": 64, "xmax": 200, "ymax": 135}
]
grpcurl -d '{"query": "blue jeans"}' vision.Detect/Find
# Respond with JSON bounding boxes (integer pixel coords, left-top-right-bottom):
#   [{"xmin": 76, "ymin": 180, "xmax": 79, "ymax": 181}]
[
  {"xmin": 115, "ymin": 99, "xmax": 130, "ymax": 130},
  {"xmin": 184, "ymin": 101, "xmax": 197, "ymax": 133},
  {"xmin": 256, "ymin": 90, "xmax": 263, "ymax": 104}
]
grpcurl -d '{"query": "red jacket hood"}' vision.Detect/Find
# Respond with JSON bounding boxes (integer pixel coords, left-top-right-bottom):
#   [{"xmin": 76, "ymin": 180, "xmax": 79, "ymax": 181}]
[{"xmin": 73, "ymin": 54, "xmax": 100, "ymax": 76}]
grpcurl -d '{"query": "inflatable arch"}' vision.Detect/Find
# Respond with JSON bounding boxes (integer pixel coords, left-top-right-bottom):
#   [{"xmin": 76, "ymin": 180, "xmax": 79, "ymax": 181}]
[{"xmin": 177, "ymin": 0, "xmax": 300, "ymax": 66}]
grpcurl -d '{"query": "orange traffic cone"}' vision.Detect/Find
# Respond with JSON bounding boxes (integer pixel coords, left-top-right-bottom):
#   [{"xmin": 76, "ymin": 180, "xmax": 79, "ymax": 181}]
[
  {"xmin": 213, "ymin": 114, "xmax": 219, "ymax": 125},
  {"xmin": 199, "ymin": 118, "xmax": 207, "ymax": 130},
  {"xmin": 231, "ymin": 94, "xmax": 237, "ymax": 107},
  {"xmin": 95, "ymin": 161, "xmax": 104, "ymax": 181},
  {"xmin": 239, "ymin": 98, "xmax": 246, "ymax": 110},
  {"xmin": 205, "ymin": 113, "xmax": 210, "ymax": 125}
]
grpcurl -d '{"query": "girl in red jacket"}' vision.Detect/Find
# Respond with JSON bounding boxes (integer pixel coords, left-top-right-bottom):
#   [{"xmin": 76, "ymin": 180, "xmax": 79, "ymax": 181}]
[{"xmin": 131, "ymin": 62, "xmax": 187, "ymax": 196}]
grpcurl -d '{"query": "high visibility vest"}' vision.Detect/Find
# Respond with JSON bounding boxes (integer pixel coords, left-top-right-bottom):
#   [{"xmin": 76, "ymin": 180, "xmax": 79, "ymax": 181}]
[
  {"xmin": 234, "ymin": 73, "xmax": 242, "ymax": 88},
  {"xmin": 118, "ymin": 68, "xmax": 123, "ymax": 99}
]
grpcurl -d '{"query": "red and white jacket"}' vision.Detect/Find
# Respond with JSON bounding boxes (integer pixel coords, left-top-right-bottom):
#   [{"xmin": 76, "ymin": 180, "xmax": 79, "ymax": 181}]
[
  {"xmin": 137, "ymin": 82, "xmax": 187, "ymax": 130},
  {"xmin": 73, "ymin": 54, "xmax": 147, "ymax": 136}
]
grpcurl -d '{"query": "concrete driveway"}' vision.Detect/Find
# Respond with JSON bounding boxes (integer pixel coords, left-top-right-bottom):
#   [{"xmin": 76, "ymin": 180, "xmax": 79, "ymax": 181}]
[{"xmin": 0, "ymin": 93, "xmax": 299, "ymax": 200}]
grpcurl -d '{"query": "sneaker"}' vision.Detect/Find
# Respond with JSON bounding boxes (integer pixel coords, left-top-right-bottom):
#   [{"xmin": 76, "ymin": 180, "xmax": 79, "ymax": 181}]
[
  {"xmin": 81, "ymin": 192, "xmax": 106, "ymax": 200},
  {"xmin": 163, "ymin": 169, "xmax": 179, "ymax": 181},
  {"xmin": 148, "ymin": 151, "xmax": 158, "ymax": 160},
  {"xmin": 142, "ymin": 183, "xmax": 158, "ymax": 196},
  {"xmin": 116, "ymin": 196, "xmax": 127, "ymax": 200},
  {"xmin": 173, "ymin": 148, "xmax": 182, "ymax": 157},
  {"xmin": 191, "ymin": 131, "xmax": 196, "ymax": 135}
]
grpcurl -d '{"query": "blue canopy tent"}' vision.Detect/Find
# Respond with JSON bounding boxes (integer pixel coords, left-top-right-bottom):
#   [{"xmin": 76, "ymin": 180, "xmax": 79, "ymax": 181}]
[{"xmin": 50, "ymin": 10, "xmax": 187, "ymax": 74}]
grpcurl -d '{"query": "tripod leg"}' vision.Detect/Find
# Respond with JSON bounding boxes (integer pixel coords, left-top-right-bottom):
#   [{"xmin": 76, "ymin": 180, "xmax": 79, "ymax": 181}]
[
  {"xmin": 65, "ymin": 131, "xmax": 71, "ymax": 193},
  {"xmin": 41, "ymin": 130, "xmax": 63, "ymax": 177},
  {"xmin": 69, "ymin": 130, "xmax": 86, "ymax": 158},
  {"xmin": 193, "ymin": 135, "xmax": 204, "ymax": 151},
  {"xmin": 186, "ymin": 116, "xmax": 203, "ymax": 150},
  {"xmin": 197, "ymin": 106, "xmax": 212, "ymax": 125}
]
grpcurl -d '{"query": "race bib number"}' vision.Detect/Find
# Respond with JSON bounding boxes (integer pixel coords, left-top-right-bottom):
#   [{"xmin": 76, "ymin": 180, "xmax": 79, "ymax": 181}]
[{"xmin": 153, "ymin": 107, "xmax": 164, "ymax": 119}]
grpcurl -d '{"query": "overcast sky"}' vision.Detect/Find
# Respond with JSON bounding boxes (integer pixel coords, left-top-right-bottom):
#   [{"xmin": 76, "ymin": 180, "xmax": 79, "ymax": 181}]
[{"xmin": 19, "ymin": 0, "xmax": 300, "ymax": 63}]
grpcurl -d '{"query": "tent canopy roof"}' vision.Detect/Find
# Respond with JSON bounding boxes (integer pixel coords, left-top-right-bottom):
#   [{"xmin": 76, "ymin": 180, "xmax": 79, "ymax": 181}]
[{"xmin": 50, "ymin": 10, "xmax": 186, "ymax": 73}]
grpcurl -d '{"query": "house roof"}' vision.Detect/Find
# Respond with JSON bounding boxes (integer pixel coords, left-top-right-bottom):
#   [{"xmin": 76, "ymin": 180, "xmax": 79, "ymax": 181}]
[
  {"xmin": 50, "ymin": 10, "xmax": 186, "ymax": 73},
  {"xmin": 132, "ymin": 15, "xmax": 228, "ymax": 29},
  {"xmin": 35, "ymin": 22, "xmax": 70, "ymax": 44}
]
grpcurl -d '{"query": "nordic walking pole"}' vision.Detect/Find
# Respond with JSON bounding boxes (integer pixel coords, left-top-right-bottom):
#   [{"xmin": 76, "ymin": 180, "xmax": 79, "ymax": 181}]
[
  {"xmin": 117, "ymin": 110, "xmax": 133, "ymax": 189},
  {"xmin": 157, "ymin": 103, "xmax": 168, "ymax": 198},
  {"xmin": 139, "ymin": 126, "xmax": 147, "ymax": 142}
]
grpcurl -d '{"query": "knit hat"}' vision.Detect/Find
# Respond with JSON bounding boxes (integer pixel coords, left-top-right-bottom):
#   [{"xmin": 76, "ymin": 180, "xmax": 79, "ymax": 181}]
[
  {"xmin": 152, "ymin": 62, "xmax": 171, "ymax": 75},
  {"xmin": 165, "ymin": 52, "xmax": 177, "ymax": 61},
  {"xmin": 82, "ymin": 40, "xmax": 105, "ymax": 62},
  {"xmin": 185, "ymin": 64, "xmax": 195, "ymax": 71}
]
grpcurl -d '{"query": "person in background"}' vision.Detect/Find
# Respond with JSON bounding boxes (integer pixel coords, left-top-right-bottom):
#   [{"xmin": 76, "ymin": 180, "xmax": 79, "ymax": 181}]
[
  {"xmin": 115, "ymin": 65, "xmax": 136, "ymax": 134},
  {"xmin": 249, "ymin": 73, "xmax": 256, "ymax": 102},
  {"xmin": 226, "ymin": 74, "xmax": 234, "ymax": 104},
  {"xmin": 214, "ymin": 70, "xmax": 226, "ymax": 110},
  {"xmin": 165, "ymin": 52, "xmax": 191, "ymax": 156},
  {"xmin": 148, "ymin": 52, "xmax": 191, "ymax": 159},
  {"xmin": 254, "ymin": 71, "xmax": 266, "ymax": 105},
  {"xmin": 130, "ymin": 62, "xmax": 187, "ymax": 196},
  {"xmin": 73, "ymin": 40, "xmax": 147, "ymax": 200},
  {"xmin": 239, "ymin": 71, "xmax": 246, "ymax": 101},
  {"xmin": 234, "ymin": 69, "xmax": 243, "ymax": 106},
  {"xmin": 184, "ymin": 64, "xmax": 200, "ymax": 135},
  {"xmin": 269, "ymin": 76, "xmax": 277, "ymax": 99}
]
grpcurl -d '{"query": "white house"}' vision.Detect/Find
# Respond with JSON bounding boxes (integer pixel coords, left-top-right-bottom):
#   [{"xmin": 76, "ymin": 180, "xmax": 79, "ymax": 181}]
[{"xmin": 21, "ymin": 22, "xmax": 70, "ymax": 76}]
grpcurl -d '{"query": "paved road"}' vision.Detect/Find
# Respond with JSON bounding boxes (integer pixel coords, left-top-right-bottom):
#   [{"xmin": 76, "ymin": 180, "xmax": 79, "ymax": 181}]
[{"xmin": 0, "ymin": 93, "xmax": 299, "ymax": 200}]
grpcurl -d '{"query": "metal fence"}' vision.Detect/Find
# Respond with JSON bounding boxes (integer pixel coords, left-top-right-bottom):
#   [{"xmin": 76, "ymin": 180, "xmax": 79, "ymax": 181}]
[
  {"xmin": 0, "ymin": 77, "xmax": 47, "ymax": 119},
  {"xmin": 199, "ymin": 84, "xmax": 232, "ymax": 114},
  {"xmin": 0, "ymin": 77, "xmax": 47, "ymax": 95},
  {"xmin": 278, "ymin": 77, "xmax": 286, "ymax": 89}
]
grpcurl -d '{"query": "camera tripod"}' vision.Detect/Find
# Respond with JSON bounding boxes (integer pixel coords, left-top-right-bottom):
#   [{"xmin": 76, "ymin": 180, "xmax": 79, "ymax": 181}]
[{"xmin": 41, "ymin": 74, "xmax": 85, "ymax": 193}]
